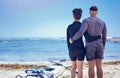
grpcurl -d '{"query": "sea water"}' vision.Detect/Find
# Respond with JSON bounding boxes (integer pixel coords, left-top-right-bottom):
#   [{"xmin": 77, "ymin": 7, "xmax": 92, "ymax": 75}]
[{"xmin": 0, "ymin": 38, "xmax": 120, "ymax": 62}]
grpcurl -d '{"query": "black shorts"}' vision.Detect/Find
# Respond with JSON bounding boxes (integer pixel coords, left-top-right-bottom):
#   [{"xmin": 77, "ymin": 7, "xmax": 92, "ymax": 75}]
[{"xmin": 69, "ymin": 50, "xmax": 86, "ymax": 61}]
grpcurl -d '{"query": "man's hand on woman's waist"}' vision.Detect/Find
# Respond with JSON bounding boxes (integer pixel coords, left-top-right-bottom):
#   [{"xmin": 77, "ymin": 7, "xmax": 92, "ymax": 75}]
[{"xmin": 69, "ymin": 38, "xmax": 74, "ymax": 44}]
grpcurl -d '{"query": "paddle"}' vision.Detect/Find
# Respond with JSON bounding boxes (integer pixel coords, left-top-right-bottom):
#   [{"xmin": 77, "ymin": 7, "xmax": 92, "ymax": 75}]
[{"xmin": 49, "ymin": 60, "xmax": 78, "ymax": 74}]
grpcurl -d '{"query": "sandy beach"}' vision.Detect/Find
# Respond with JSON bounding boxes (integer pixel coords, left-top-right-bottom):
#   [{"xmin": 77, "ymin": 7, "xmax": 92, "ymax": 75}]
[{"xmin": 0, "ymin": 60, "xmax": 120, "ymax": 78}]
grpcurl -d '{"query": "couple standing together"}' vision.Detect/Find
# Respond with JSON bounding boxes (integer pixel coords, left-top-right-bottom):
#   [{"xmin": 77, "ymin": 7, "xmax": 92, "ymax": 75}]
[{"xmin": 67, "ymin": 6, "xmax": 107, "ymax": 78}]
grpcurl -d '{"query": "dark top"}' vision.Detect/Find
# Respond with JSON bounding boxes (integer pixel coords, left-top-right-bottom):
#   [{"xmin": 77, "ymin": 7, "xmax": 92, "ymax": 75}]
[
  {"xmin": 67, "ymin": 21, "xmax": 85, "ymax": 52},
  {"xmin": 67, "ymin": 21, "xmax": 101, "ymax": 52}
]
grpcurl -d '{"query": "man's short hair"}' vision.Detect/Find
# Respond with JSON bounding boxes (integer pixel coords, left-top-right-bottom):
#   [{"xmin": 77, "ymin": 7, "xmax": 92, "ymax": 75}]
[
  {"xmin": 73, "ymin": 8, "xmax": 82, "ymax": 20},
  {"xmin": 90, "ymin": 6, "xmax": 98, "ymax": 11}
]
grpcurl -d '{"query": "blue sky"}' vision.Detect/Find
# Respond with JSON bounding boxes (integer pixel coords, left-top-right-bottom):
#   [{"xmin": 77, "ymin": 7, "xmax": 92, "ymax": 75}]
[{"xmin": 0, "ymin": 0, "xmax": 120, "ymax": 38}]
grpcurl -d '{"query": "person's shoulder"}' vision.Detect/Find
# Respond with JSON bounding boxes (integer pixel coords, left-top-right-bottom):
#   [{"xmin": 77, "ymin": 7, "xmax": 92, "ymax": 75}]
[
  {"xmin": 68, "ymin": 23, "xmax": 73, "ymax": 28},
  {"xmin": 97, "ymin": 17, "xmax": 106, "ymax": 27},
  {"xmin": 97, "ymin": 17, "xmax": 105, "ymax": 23},
  {"xmin": 67, "ymin": 23, "xmax": 73, "ymax": 31},
  {"xmin": 82, "ymin": 18, "xmax": 89, "ymax": 23},
  {"xmin": 67, "ymin": 21, "xmax": 77, "ymax": 28}
]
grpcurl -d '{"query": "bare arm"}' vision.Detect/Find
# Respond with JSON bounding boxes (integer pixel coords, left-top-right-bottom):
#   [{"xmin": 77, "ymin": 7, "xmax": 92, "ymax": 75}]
[{"xmin": 71, "ymin": 19, "xmax": 88, "ymax": 41}]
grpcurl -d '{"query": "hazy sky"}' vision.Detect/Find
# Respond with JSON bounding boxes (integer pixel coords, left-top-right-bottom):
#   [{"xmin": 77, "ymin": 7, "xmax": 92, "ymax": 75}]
[{"xmin": 0, "ymin": 0, "xmax": 120, "ymax": 38}]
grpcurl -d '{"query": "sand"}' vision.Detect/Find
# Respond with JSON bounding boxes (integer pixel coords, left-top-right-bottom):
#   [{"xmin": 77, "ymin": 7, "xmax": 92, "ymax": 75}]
[{"xmin": 0, "ymin": 60, "xmax": 120, "ymax": 78}]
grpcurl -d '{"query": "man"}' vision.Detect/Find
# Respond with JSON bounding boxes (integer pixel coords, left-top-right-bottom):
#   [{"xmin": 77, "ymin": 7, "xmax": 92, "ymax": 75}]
[{"xmin": 69, "ymin": 6, "xmax": 107, "ymax": 78}]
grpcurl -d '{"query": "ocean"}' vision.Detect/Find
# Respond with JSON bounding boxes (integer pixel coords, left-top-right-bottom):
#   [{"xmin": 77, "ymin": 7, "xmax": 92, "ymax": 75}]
[{"xmin": 0, "ymin": 38, "xmax": 120, "ymax": 62}]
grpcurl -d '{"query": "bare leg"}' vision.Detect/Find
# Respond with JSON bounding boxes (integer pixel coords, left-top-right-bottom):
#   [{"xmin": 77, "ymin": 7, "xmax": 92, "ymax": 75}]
[
  {"xmin": 88, "ymin": 60, "xmax": 95, "ymax": 78},
  {"xmin": 77, "ymin": 61, "xmax": 83, "ymax": 78},
  {"xmin": 71, "ymin": 61, "xmax": 77, "ymax": 78},
  {"xmin": 96, "ymin": 59, "xmax": 103, "ymax": 78}
]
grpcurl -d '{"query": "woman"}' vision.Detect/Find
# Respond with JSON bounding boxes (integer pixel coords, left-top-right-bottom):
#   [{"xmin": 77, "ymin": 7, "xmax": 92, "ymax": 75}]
[{"xmin": 67, "ymin": 8, "xmax": 85, "ymax": 78}]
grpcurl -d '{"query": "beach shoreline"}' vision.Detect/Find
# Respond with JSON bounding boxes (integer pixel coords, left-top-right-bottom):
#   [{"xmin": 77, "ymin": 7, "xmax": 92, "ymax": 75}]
[{"xmin": 0, "ymin": 60, "xmax": 120, "ymax": 78}]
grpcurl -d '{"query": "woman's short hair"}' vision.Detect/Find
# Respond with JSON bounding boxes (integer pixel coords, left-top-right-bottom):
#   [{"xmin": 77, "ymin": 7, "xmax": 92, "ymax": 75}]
[{"xmin": 72, "ymin": 8, "xmax": 82, "ymax": 20}]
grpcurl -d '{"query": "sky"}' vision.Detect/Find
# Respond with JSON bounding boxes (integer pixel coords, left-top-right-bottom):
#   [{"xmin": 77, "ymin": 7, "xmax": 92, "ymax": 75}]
[{"xmin": 0, "ymin": 0, "xmax": 120, "ymax": 38}]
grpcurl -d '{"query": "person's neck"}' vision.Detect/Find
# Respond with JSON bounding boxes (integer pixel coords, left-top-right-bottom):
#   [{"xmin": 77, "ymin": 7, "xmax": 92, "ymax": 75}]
[
  {"xmin": 74, "ymin": 20, "xmax": 80, "ymax": 22},
  {"xmin": 90, "ymin": 15, "xmax": 97, "ymax": 17}
]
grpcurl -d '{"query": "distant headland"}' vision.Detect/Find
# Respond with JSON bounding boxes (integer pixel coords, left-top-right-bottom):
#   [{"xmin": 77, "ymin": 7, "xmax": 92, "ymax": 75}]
[{"xmin": 107, "ymin": 37, "xmax": 120, "ymax": 42}]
